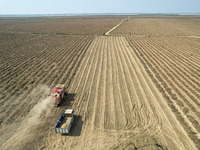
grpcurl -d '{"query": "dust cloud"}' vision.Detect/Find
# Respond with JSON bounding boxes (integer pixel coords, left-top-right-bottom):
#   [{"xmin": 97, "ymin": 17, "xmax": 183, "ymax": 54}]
[
  {"xmin": 1, "ymin": 85, "xmax": 54, "ymax": 149},
  {"xmin": 19, "ymin": 85, "xmax": 54, "ymax": 133},
  {"xmin": 25, "ymin": 96, "xmax": 53, "ymax": 127},
  {"xmin": 23, "ymin": 85, "xmax": 53, "ymax": 129}
]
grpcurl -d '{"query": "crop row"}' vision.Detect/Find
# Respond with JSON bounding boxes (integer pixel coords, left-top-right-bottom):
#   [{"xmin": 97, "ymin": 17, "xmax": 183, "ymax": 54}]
[
  {"xmin": 0, "ymin": 17, "xmax": 123, "ymax": 35},
  {"xmin": 0, "ymin": 34, "xmax": 94, "ymax": 143},
  {"xmin": 126, "ymin": 36, "xmax": 200, "ymax": 149},
  {"xmin": 111, "ymin": 18, "xmax": 200, "ymax": 36}
]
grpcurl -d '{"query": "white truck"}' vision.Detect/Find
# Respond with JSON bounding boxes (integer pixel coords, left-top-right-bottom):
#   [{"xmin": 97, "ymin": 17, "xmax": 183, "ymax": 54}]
[{"xmin": 55, "ymin": 109, "xmax": 74, "ymax": 133}]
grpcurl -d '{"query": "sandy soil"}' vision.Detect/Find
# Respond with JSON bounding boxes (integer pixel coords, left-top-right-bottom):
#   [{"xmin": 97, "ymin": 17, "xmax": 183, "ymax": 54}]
[
  {"xmin": 0, "ymin": 16, "xmax": 200, "ymax": 150},
  {"xmin": 111, "ymin": 16, "xmax": 200, "ymax": 36},
  {"xmin": 0, "ymin": 16, "xmax": 124, "ymax": 35}
]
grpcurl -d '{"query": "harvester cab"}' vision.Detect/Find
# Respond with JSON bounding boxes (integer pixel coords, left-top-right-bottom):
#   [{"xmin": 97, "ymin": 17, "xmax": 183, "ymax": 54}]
[{"xmin": 50, "ymin": 84, "xmax": 68, "ymax": 106}]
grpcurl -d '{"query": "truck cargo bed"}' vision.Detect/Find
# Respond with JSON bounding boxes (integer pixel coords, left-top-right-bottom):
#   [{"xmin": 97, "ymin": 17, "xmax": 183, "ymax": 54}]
[
  {"xmin": 60, "ymin": 117, "xmax": 72, "ymax": 128},
  {"xmin": 55, "ymin": 111, "xmax": 74, "ymax": 134}
]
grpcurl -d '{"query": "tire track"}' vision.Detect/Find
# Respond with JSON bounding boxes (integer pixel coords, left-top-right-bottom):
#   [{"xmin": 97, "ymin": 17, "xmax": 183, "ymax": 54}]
[
  {"xmin": 118, "ymin": 37, "xmax": 163, "ymax": 135},
  {"xmin": 70, "ymin": 37, "xmax": 102, "ymax": 148},
  {"xmin": 6, "ymin": 37, "xmax": 93, "ymax": 128},
  {"xmin": 92, "ymin": 37, "xmax": 105, "ymax": 130},
  {"xmin": 115, "ymin": 37, "xmax": 140, "ymax": 129},
  {"xmin": 127, "ymin": 36, "xmax": 200, "ymax": 149},
  {"xmin": 0, "ymin": 36, "xmax": 95, "ymax": 149},
  {"xmin": 141, "ymin": 37, "xmax": 200, "ymax": 118},
  {"xmin": 129, "ymin": 37, "xmax": 200, "ymax": 118},
  {"xmin": 110, "ymin": 37, "xmax": 127, "ymax": 130},
  {"xmin": 0, "ymin": 36, "xmax": 76, "ymax": 106},
  {"xmin": 145, "ymin": 37, "xmax": 200, "ymax": 86},
  {"xmin": 0, "ymin": 36, "xmax": 88, "ymax": 126},
  {"xmin": 104, "ymin": 37, "xmax": 115, "ymax": 130},
  {"xmin": 123, "ymin": 38, "xmax": 191, "ymax": 148}
]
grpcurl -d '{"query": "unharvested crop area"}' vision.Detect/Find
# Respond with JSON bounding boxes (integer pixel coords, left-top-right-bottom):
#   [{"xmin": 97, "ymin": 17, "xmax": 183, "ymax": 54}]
[{"xmin": 0, "ymin": 16, "xmax": 200, "ymax": 150}]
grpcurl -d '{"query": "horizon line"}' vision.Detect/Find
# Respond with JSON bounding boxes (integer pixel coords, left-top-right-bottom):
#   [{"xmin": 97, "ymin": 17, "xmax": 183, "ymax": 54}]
[{"xmin": 1, "ymin": 13, "xmax": 200, "ymax": 17}]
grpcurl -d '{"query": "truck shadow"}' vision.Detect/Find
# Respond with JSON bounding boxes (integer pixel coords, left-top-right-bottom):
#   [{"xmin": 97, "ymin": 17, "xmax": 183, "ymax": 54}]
[
  {"xmin": 59, "ymin": 93, "xmax": 76, "ymax": 107},
  {"xmin": 62, "ymin": 115, "xmax": 83, "ymax": 136},
  {"xmin": 59, "ymin": 93, "xmax": 83, "ymax": 136}
]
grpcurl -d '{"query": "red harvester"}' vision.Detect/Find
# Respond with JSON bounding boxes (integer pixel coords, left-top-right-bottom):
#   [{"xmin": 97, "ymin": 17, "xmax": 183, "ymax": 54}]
[{"xmin": 50, "ymin": 84, "xmax": 68, "ymax": 106}]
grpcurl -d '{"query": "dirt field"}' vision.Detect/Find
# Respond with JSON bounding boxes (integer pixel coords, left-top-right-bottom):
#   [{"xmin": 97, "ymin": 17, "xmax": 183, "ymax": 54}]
[
  {"xmin": 0, "ymin": 16, "xmax": 200, "ymax": 150},
  {"xmin": 111, "ymin": 16, "xmax": 200, "ymax": 36},
  {"xmin": 0, "ymin": 16, "xmax": 124, "ymax": 35}
]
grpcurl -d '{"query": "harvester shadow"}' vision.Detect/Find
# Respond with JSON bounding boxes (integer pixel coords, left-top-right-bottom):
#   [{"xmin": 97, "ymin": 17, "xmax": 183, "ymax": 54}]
[
  {"xmin": 59, "ymin": 93, "xmax": 76, "ymax": 107},
  {"xmin": 62, "ymin": 115, "xmax": 83, "ymax": 137}
]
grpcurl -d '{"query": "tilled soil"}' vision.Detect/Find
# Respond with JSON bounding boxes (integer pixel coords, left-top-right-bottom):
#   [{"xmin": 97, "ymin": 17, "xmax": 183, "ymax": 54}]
[{"xmin": 0, "ymin": 16, "xmax": 200, "ymax": 150}]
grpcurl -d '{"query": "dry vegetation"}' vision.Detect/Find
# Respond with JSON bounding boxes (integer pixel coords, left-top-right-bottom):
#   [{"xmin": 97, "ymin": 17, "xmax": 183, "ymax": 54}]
[{"xmin": 0, "ymin": 16, "xmax": 200, "ymax": 150}]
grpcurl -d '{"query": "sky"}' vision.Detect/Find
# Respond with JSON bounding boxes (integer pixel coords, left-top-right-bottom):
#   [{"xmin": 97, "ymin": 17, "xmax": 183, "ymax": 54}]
[{"xmin": 0, "ymin": 0, "xmax": 199, "ymax": 14}]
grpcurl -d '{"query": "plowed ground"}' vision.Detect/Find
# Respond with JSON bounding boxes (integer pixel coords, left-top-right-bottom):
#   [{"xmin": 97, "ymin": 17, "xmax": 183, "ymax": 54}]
[
  {"xmin": 111, "ymin": 16, "xmax": 200, "ymax": 36},
  {"xmin": 0, "ymin": 16, "xmax": 200, "ymax": 150},
  {"xmin": 0, "ymin": 33, "xmax": 95, "ymax": 149},
  {"xmin": 0, "ymin": 16, "xmax": 124, "ymax": 35}
]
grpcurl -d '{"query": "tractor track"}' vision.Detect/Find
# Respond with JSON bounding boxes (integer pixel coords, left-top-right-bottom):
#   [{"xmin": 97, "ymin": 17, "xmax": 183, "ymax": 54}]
[
  {"xmin": 0, "ymin": 35, "xmax": 95, "ymax": 149},
  {"xmin": 127, "ymin": 36, "xmax": 200, "ymax": 149},
  {"xmin": 131, "ymin": 37, "xmax": 200, "ymax": 119},
  {"xmin": 0, "ymin": 36, "xmax": 82, "ymax": 124},
  {"xmin": 1, "ymin": 16, "xmax": 200, "ymax": 150},
  {"xmin": 40, "ymin": 36, "xmax": 198, "ymax": 150}
]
